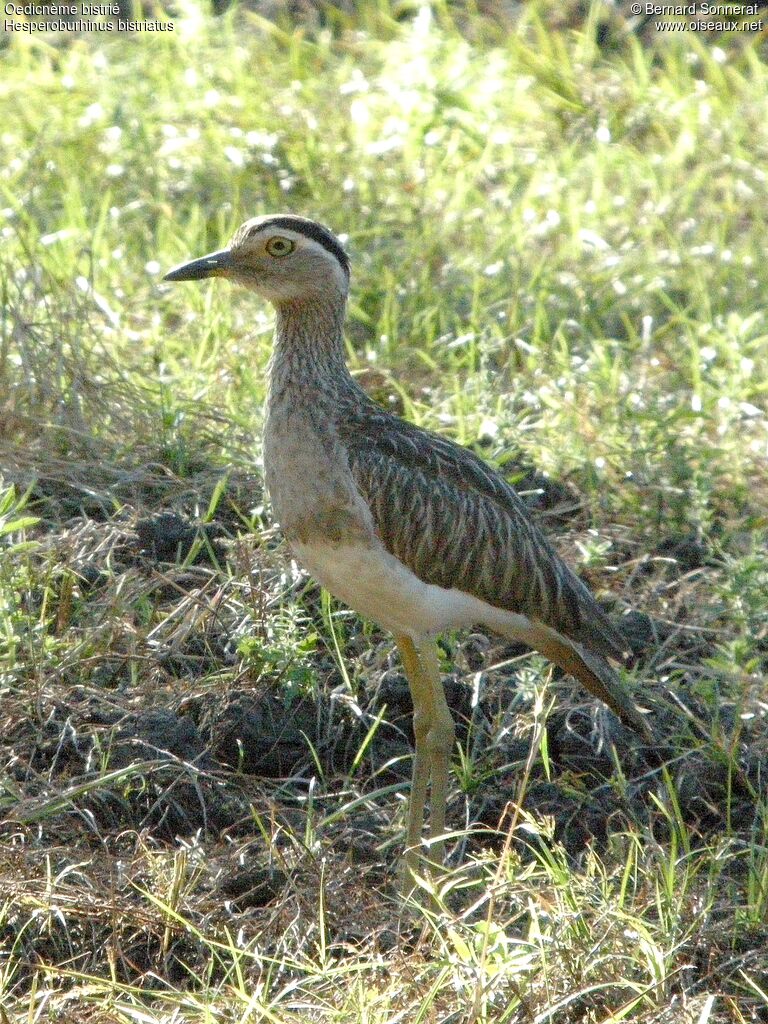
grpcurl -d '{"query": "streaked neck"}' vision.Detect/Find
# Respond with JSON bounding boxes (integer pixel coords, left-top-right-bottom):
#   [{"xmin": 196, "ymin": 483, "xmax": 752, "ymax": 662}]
[{"xmin": 270, "ymin": 293, "xmax": 351, "ymax": 394}]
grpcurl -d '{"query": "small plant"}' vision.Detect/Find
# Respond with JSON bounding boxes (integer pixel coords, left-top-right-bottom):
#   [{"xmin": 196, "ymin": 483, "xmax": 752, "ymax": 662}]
[{"xmin": 236, "ymin": 612, "xmax": 319, "ymax": 700}]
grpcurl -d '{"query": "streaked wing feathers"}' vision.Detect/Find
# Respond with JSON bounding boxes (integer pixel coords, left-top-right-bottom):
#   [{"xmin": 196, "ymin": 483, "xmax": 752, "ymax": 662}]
[{"xmin": 339, "ymin": 404, "xmax": 627, "ymax": 660}]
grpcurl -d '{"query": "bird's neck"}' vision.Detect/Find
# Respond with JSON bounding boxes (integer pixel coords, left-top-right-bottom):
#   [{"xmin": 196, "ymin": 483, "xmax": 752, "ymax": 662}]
[{"xmin": 269, "ymin": 293, "xmax": 353, "ymax": 401}]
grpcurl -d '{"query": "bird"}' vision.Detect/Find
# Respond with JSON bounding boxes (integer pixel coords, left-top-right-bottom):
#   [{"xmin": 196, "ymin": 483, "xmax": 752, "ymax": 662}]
[{"xmin": 163, "ymin": 214, "xmax": 653, "ymax": 886}]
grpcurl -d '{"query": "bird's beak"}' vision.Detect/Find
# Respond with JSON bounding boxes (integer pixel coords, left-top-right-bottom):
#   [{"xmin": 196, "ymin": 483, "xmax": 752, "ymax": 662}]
[{"xmin": 163, "ymin": 248, "xmax": 234, "ymax": 282}]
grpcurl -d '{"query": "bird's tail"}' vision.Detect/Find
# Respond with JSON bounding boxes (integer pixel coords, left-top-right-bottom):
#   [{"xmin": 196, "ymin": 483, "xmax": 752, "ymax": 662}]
[{"xmin": 520, "ymin": 622, "xmax": 654, "ymax": 743}]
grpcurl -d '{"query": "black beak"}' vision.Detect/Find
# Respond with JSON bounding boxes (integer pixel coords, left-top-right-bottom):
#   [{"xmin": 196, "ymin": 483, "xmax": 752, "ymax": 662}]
[{"xmin": 163, "ymin": 248, "xmax": 234, "ymax": 282}]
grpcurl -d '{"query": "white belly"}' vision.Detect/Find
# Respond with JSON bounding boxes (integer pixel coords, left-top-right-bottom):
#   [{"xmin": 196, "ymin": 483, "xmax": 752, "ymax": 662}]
[{"xmin": 292, "ymin": 538, "xmax": 533, "ymax": 642}]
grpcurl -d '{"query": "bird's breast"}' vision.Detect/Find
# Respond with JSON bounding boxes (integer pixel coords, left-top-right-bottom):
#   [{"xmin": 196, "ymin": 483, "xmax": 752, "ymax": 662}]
[{"xmin": 263, "ymin": 402, "xmax": 374, "ymax": 545}]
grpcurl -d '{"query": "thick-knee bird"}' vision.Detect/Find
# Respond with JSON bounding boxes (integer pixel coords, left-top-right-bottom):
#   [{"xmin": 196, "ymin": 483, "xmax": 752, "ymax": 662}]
[{"xmin": 164, "ymin": 214, "xmax": 652, "ymax": 883}]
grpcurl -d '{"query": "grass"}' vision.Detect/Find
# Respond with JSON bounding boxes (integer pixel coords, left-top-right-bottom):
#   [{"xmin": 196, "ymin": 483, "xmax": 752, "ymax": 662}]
[{"xmin": 1, "ymin": 1, "xmax": 768, "ymax": 1020}]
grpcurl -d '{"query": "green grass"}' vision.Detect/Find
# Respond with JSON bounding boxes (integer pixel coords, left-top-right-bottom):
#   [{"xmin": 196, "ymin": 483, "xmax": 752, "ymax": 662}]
[{"xmin": 1, "ymin": 2, "xmax": 768, "ymax": 1021}]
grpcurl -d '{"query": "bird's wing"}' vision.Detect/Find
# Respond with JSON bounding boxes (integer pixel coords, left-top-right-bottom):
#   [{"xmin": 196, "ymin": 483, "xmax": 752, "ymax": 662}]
[{"xmin": 338, "ymin": 402, "xmax": 628, "ymax": 661}]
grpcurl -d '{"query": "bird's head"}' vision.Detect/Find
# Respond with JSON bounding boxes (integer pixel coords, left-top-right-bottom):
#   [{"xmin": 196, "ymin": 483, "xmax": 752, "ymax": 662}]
[{"xmin": 163, "ymin": 214, "xmax": 350, "ymax": 304}]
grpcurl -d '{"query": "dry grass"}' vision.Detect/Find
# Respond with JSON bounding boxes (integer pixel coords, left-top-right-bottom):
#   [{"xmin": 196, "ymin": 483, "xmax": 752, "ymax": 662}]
[{"xmin": 2, "ymin": 454, "xmax": 766, "ymax": 1020}]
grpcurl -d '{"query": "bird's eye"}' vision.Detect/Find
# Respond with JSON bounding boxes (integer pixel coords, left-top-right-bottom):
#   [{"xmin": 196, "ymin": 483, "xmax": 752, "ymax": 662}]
[{"xmin": 265, "ymin": 236, "xmax": 295, "ymax": 258}]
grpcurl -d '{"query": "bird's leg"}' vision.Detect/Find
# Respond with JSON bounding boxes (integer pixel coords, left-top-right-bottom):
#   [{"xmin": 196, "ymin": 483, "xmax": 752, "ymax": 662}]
[
  {"xmin": 396, "ymin": 635, "xmax": 432, "ymax": 882},
  {"xmin": 394, "ymin": 635, "xmax": 456, "ymax": 889},
  {"xmin": 418, "ymin": 639, "xmax": 454, "ymax": 864}
]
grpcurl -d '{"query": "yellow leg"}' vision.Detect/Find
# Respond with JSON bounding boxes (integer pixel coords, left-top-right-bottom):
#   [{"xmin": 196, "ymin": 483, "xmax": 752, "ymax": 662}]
[{"xmin": 394, "ymin": 635, "xmax": 456, "ymax": 889}]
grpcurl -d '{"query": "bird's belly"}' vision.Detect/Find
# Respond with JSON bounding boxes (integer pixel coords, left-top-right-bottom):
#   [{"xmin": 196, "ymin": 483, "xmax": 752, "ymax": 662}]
[{"xmin": 292, "ymin": 538, "xmax": 530, "ymax": 639}]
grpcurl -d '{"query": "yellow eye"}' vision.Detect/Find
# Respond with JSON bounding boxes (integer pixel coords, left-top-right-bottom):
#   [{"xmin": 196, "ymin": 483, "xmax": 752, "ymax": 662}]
[{"xmin": 265, "ymin": 236, "xmax": 295, "ymax": 258}]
